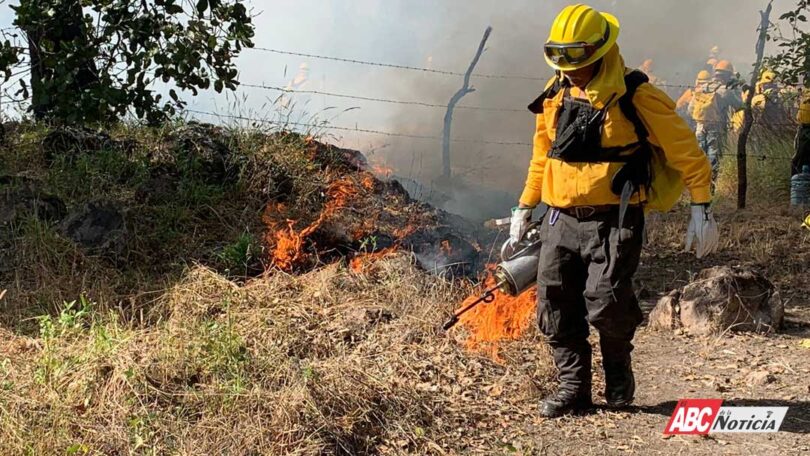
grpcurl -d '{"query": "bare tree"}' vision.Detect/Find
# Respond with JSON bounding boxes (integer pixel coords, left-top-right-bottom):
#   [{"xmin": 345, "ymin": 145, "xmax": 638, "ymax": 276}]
[
  {"xmin": 441, "ymin": 26, "xmax": 492, "ymax": 179},
  {"xmin": 737, "ymin": 1, "xmax": 773, "ymax": 209}
]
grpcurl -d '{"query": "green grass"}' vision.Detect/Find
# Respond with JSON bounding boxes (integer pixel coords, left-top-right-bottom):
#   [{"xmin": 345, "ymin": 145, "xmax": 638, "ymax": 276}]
[
  {"xmin": 0, "ymin": 123, "xmax": 331, "ymax": 330},
  {"xmin": 715, "ymin": 127, "xmax": 794, "ymax": 207}
]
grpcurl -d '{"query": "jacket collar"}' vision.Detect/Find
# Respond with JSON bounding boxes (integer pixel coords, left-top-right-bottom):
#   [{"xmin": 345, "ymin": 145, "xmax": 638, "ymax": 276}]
[{"xmin": 581, "ymin": 44, "xmax": 626, "ymax": 110}]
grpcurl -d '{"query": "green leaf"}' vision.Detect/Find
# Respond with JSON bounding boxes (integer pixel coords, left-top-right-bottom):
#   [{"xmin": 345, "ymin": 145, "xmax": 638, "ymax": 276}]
[{"xmin": 197, "ymin": 0, "xmax": 208, "ymax": 14}]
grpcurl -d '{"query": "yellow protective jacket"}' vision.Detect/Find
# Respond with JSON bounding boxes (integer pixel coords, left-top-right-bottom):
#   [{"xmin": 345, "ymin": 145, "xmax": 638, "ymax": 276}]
[
  {"xmin": 798, "ymin": 89, "xmax": 810, "ymax": 125},
  {"xmin": 675, "ymin": 88, "xmax": 694, "ymax": 111},
  {"xmin": 519, "ymin": 45, "xmax": 712, "ymax": 209}
]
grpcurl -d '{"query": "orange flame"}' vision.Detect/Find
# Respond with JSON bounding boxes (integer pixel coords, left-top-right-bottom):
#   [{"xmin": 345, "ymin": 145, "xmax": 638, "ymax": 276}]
[
  {"xmin": 371, "ymin": 163, "xmax": 394, "ymax": 178},
  {"xmin": 392, "ymin": 224, "xmax": 418, "ymax": 239},
  {"xmin": 265, "ymin": 176, "xmax": 363, "ymax": 271},
  {"xmin": 361, "ymin": 175, "xmax": 376, "ymax": 191},
  {"xmin": 456, "ymin": 265, "xmax": 537, "ymax": 361},
  {"xmin": 271, "ymin": 219, "xmax": 321, "ymax": 271},
  {"xmin": 349, "ymin": 247, "xmax": 398, "ymax": 272}
]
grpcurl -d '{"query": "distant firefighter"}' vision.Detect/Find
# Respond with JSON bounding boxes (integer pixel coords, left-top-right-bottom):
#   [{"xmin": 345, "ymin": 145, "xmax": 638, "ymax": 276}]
[
  {"xmin": 688, "ymin": 60, "xmax": 742, "ymax": 183},
  {"xmin": 732, "ymin": 68, "xmax": 792, "ymax": 136},
  {"xmin": 677, "ymin": 70, "xmax": 712, "ymax": 130},
  {"xmin": 280, "ymin": 62, "xmax": 311, "ymax": 109},
  {"xmin": 792, "ymin": 82, "xmax": 810, "ymax": 176}
]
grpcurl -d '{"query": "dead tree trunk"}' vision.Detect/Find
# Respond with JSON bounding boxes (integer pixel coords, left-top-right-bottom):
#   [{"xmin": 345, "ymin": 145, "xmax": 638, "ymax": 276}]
[
  {"xmin": 441, "ymin": 26, "xmax": 492, "ymax": 179},
  {"xmin": 737, "ymin": 1, "xmax": 773, "ymax": 209}
]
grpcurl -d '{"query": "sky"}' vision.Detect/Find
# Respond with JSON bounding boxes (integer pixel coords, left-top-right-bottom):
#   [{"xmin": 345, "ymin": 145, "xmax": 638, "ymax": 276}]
[{"xmin": 0, "ymin": 0, "xmax": 803, "ymax": 200}]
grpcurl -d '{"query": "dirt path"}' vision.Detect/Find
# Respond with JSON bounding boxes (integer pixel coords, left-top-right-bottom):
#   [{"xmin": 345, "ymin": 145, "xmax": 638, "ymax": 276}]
[{"xmin": 515, "ymin": 306, "xmax": 810, "ymax": 455}]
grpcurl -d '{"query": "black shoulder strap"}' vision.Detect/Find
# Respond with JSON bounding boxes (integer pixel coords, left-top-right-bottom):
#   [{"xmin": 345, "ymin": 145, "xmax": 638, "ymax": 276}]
[
  {"xmin": 619, "ymin": 70, "xmax": 650, "ymax": 142},
  {"xmin": 528, "ymin": 72, "xmax": 564, "ymax": 114}
]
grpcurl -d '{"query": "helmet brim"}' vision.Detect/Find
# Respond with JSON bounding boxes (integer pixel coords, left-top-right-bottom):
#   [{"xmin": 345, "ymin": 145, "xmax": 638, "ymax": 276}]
[{"xmin": 544, "ymin": 12, "xmax": 620, "ymax": 72}]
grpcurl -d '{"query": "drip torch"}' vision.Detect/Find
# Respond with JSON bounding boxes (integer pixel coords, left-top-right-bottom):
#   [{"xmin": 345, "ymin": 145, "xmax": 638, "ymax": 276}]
[{"xmin": 442, "ymin": 213, "xmax": 545, "ymax": 331}]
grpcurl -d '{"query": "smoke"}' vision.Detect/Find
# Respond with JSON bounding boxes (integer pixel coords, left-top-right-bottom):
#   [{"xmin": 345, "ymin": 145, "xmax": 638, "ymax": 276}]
[
  {"xmin": 353, "ymin": 0, "xmax": 793, "ymax": 220},
  {"xmin": 233, "ymin": 0, "xmax": 795, "ymax": 220}
]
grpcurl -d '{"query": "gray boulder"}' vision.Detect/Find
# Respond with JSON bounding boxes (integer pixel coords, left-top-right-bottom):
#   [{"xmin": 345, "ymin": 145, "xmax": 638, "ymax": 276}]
[
  {"xmin": 649, "ymin": 265, "xmax": 783, "ymax": 335},
  {"xmin": 59, "ymin": 202, "xmax": 127, "ymax": 254},
  {"xmin": 0, "ymin": 176, "xmax": 66, "ymax": 226}
]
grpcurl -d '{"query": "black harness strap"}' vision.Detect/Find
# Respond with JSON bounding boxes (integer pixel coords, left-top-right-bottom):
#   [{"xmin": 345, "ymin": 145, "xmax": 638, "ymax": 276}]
[
  {"xmin": 528, "ymin": 71, "xmax": 564, "ymax": 114},
  {"xmin": 611, "ymin": 70, "xmax": 654, "ymax": 194},
  {"xmin": 619, "ymin": 70, "xmax": 650, "ymax": 144}
]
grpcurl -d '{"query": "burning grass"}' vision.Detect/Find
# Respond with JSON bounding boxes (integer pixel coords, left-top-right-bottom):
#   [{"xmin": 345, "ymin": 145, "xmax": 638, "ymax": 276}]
[
  {"xmin": 457, "ymin": 268, "xmax": 538, "ymax": 361},
  {"xmin": 0, "ymin": 255, "xmax": 555, "ymax": 454},
  {"xmin": 5, "ymin": 120, "xmax": 807, "ymax": 454}
]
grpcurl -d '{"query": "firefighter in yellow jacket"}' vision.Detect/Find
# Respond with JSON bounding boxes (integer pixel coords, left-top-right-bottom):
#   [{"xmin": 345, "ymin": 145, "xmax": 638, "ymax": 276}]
[
  {"xmin": 793, "ymin": 81, "xmax": 810, "ymax": 175},
  {"xmin": 510, "ymin": 4, "xmax": 719, "ymax": 417}
]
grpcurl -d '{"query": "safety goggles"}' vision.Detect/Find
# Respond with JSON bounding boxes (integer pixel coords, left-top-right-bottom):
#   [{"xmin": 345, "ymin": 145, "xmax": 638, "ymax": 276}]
[{"xmin": 544, "ymin": 26, "xmax": 610, "ymax": 67}]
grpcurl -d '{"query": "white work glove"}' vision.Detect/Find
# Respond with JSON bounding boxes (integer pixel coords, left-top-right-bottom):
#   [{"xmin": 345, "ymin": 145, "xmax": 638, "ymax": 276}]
[
  {"xmin": 685, "ymin": 203, "xmax": 719, "ymax": 258},
  {"xmin": 509, "ymin": 206, "xmax": 533, "ymax": 247}
]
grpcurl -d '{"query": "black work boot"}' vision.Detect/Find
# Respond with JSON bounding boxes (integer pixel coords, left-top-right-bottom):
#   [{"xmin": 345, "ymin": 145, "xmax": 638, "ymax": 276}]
[
  {"xmin": 539, "ymin": 389, "xmax": 593, "ymax": 418},
  {"xmin": 604, "ymin": 360, "xmax": 635, "ymax": 408}
]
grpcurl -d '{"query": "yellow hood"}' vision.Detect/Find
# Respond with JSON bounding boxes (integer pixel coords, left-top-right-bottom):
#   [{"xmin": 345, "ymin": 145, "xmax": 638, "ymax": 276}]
[{"xmin": 582, "ymin": 44, "xmax": 627, "ymax": 110}]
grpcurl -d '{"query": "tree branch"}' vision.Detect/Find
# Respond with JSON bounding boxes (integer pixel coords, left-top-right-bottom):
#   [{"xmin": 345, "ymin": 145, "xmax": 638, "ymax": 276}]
[{"xmin": 441, "ymin": 26, "xmax": 492, "ymax": 179}]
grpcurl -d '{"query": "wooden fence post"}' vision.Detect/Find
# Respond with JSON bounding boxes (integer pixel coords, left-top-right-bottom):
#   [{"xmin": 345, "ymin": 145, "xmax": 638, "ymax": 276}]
[
  {"xmin": 441, "ymin": 26, "xmax": 492, "ymax": 180},
  {"xmin": 737, "ymin": 1, "xmax": 773, "ymax": 209}
]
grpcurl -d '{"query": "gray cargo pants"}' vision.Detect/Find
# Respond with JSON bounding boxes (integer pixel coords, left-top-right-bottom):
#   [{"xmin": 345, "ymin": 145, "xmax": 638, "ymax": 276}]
[{"xmin": 536, "ymin": 206, "xmax": 645, "ymax": 395}]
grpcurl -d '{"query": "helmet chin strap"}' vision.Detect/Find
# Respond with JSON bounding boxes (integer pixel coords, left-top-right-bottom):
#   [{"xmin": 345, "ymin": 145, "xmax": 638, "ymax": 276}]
[{"xmin": 563, "ymin": 58, "xmax": 603, "ymax": 89}]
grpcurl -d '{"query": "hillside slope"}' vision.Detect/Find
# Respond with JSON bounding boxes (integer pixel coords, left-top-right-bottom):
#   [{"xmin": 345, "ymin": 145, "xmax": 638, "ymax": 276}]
[{"xmin": 1, "ymin": 122, "xmax": 809, "ymax": 454}]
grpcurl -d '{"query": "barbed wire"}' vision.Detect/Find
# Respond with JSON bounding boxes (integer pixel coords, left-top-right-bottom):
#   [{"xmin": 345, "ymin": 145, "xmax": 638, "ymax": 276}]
[
  {"xmin": 241, "ymin": 81, "xmax": 807, "ymax": 125},
  {"xmin": 249, "ymin": 46, "xmax": 810, "ymax": 92},
  {"xmin": 249, "ymin": 47, "xmax": 546, "ymax": 82},
  {"xmin": 185, "ymin": 109, "xmax": 799, "ymax": 162},
  {"xmin": 240, "ymin": 82, "xmax": 527, "ymax": 113},
  {"xmin": 185, "ymin": 109, "xmax": 533, "ymax": 147},
  {"xmin": 716, "ymin": 152, "xmax": 793, "ymax": 161}
]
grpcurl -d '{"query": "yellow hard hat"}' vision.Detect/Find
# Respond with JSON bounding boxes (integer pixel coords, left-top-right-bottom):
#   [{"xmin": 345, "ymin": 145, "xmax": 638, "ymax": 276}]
[
  {"xmin": 544, "ymin": 4, "xmax": 620, "ymax": 71},
  {"xmin": 715, "ymin": 60, "xmax": 734, "ymax": 73},
  {"xmin": 696, "ymin": 70, "xmax": 711, "ymax": 84},
  {"xmin": 760, "ymin": 69, "xmax": 776, "ymax": 83}
]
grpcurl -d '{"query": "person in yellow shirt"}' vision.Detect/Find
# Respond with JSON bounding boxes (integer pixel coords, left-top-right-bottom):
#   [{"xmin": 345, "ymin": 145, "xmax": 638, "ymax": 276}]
[
  {"xmin": 793, "ymin": 81, "xmax": 810, "ymax": 176},
  {"xmin": 510, "ymin": 4, "xmax": 719, "ymax": 418},
  {"xmin": 676, "ymin": 70, "xmax": 712, "ymax": 130}
]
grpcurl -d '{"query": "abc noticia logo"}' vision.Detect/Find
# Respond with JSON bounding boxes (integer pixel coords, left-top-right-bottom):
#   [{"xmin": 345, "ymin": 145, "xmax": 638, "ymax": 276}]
[{"xmin": 664, "ymin": 399, "xmax": 789, "ymax": 435}]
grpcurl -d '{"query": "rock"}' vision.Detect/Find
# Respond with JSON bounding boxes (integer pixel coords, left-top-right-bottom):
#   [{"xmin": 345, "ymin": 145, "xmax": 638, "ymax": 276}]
[
  {"xmin": 649, "ymin": 266, "xmax": 783, "ymax": 335},
  {"xmin": 59, "ymin": 202, "xmax": 126, "ymax": 254},
  {"xmin": 135, "ymin": 167, "xmax": 178, "ymax": 203},
  {"xmin": 307, "ymin": 140, "xmax": 368, "ymax": 172},
  {"xmin": 0, "ymin": 176, "xmax": 66, "ymax": 226},
  {"xmin": 168, "ymin": 122, "xmax": 238, "ymax": 183},
  {"xmin": 42, "ymin": 127, "xmax": 114, "ymax": 164},
  {"xmin": 746, "ymin": 370, "xmax": 775, "ymax": 386}
]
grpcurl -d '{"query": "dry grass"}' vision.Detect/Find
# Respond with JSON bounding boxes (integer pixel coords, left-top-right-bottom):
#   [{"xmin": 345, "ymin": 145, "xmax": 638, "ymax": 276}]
[
  {"xmin": 2, "ymin": 121, "xmax": 807, "ymax": 454},
  {"xmin": 641, "ymin": 205, "xmax": 810, "ymax": 300},
  {"xmin": 0, "ymin": 254, "xmax": 555, "ymax": 455}
]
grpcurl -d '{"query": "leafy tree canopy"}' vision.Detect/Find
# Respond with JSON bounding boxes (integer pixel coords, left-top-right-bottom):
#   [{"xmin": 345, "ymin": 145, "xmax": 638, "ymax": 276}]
[
  {"xmin": 0, "ymin": 0, "xmax": 254, "ymax": 123},
  {"xmin": 764, "ymin": 0, "xmax": 810, "ymax": 86}
]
